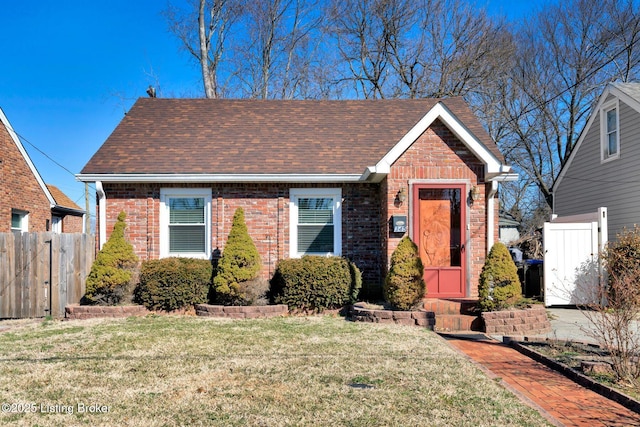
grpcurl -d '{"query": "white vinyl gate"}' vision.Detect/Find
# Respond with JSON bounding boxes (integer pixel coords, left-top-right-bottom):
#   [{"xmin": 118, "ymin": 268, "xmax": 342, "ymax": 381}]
[{"xmin": 543, "ymin": 208, "xmax": 607, "ymax": 306}]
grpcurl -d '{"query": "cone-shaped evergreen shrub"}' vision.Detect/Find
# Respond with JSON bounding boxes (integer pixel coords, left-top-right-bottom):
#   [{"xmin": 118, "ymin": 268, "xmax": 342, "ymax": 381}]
[
  {"xmin": 212, "ymin": 208, "xmax": 261, "ymax": 305},
  {"xmin": 384, "ymin": 236, "xmax": 425, "ymax": 310},
  {"xmin": 84, "ymin": 211, "xmax": 139, "ymax": 305},
  {"xmin": 478, "ymin": 242, "xmax": 521, "ymax": 311}
]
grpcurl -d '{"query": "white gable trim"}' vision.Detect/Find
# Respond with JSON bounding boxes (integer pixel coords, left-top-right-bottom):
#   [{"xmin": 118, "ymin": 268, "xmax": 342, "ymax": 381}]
[
  {"xmin": 554, "ymin": 83, "xmax": 640, "ymax": 193},
  {"xmin": 361, "ymin": 102, "xmax": 507, "ymax": 183},
  {"xmin": 0, "ymin": 108, "xmax": 56, "ymax": 207}
]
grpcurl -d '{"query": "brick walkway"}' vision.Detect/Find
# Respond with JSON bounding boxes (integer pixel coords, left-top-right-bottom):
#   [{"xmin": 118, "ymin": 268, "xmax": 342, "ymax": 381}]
[{"xmin": 445, "ymin": 335, "xmax": 640, "ymax": 426}]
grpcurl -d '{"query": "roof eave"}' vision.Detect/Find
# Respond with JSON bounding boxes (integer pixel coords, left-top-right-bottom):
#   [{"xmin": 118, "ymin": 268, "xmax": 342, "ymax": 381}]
[
  {"xmin": 52, "ymin": 206, "xmax": 86, "ymax": 216},
  {"xmin": 76, "ymin": 173, "xmax": 363, "ymax": 184},
  {"xmin": 359, "ymin": 164, "xmax": 390, "ymax": 183},
  {"xmin": 486, "ymin": 171, "xmax": 519, "ymax": 182}
]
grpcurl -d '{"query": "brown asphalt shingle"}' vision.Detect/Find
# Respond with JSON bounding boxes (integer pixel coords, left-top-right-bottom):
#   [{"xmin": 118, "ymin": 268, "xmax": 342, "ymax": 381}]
[
  {"xmin": 47, "ymin": 184, "xmax": 83, "ymax": 211},
  {"xmin": 81, "ymin": 97, "xmax": 503, "ymax": 176}
]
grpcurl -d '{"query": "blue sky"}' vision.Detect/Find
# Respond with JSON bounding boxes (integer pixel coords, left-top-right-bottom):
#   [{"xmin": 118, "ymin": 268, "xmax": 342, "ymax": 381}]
[{"xmin": 0, "ymin": 0, "xmax": 542, "ymax": 221}]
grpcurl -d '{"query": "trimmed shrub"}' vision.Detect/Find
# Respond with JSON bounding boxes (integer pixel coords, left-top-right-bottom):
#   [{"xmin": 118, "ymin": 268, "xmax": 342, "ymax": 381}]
[
  {"xmin": 384, "ymin": 236, "xmax": 425, "ymax": 310},
  {"xmin": 478, "ymin": 242, "xmax": 521, "ymax": 311},
  {"xmin": 269, "ymin": 256, "xmax": 362, "ymax": 312},
  {"xmin": 84, "ymin": 211, "xmax": 139, "ymax": 305},
  {"xmin": 211, "ymin": 208, "xmax": 261, "ymax": 305},
  {"xmin": 134, "ymin": 257, "xmax": 212, "ymax": 311}
]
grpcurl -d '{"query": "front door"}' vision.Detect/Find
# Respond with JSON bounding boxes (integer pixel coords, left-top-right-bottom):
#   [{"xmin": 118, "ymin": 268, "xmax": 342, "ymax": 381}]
[{"xmin": 413, "ymin": 184, "xmax": 466, "ymax": 298}]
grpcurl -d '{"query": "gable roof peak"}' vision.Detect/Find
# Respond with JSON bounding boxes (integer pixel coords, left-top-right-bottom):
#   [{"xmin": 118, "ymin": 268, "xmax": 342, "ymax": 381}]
[
  {"xmin": 610, "ymin": 81, "xmax": 640, "ymax": 107},
  {"xmin": 0, "ymin": 107, "xmax": 56, "ymax": 207}
]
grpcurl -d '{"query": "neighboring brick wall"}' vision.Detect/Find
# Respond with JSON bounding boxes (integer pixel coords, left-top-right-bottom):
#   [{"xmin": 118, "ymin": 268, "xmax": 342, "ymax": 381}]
[
  {"xmin": 481, "ymin": 305, "xmax": 551, "ymax": 335},
  {"xmin": 62, "ymin": 214, "xmax": 84, "ymax": 233},
  {"xmin": 195, "ymin": 304, "xmax": 288, "ymax": 319},
  {"xmin": 101, "ymin": 182, "xmax": 383, "ymax": 286},
  {"xmin": 0, "ymin": 121, "xmax": 52, "ymax": 233},
  {"xmin": 64, "ymin": 304, "xmax": 150, "ymax": 320},
  {"xmin": 385, "ymin": 119, "xmax": 489, "ymax": 297}
]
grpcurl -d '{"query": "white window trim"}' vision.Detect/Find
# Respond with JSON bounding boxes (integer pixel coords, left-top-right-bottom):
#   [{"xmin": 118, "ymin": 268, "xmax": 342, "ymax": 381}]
[
  {"xmin": 11, "ymin": 210, "xmax": 29, "ymax": 232},
  {"xmin": 289, "ymin": 188, "xmax": 342, "ymax": 258},
  {"xmin": 160, "ymin": 188, "xmax": 212, "ymax": 259},
  {"xmin": 601, "ymin": 99, "xmax": 620, "ymax": 163}
]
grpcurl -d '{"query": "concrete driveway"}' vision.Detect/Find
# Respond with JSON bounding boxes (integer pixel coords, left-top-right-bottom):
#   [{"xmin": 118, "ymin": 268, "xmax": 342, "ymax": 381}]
[
  {"xmin": 537, "ymin": 307, "xmax": 640, "ymax": 344},
  {"xmin": 542, "ymin": 307, "xmax": 596, "ymax": 342}
]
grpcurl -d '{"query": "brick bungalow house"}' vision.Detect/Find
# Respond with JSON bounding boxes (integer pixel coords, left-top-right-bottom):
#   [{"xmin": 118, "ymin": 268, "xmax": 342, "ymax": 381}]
[
  {"xmin": 77, "ymin": 98, "xmax": 516, "ymax": 298},
  {"xmin": 0, "ymin": 108, "xmax": 85, "ymax": 233}
]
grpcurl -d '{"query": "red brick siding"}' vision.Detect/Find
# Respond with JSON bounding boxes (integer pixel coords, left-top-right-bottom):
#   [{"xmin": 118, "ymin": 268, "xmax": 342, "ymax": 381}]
[
  {"xmin": 101, "ymin": 183, "xmax": 383, "ymax": 285},
  {"xmin": 384, "ymin": 119, "xmax": 491, "ymax": 297},
  {"xmin": 61, "ymin": 214, "xmax": 84, "ymax": 233},
  {"xmin": 0, "ymin": 121, "xmax": 52, "ymax": 232},
  {"xmin": 102, "ymin": 184, "xmax": 161, "ymax": 261},
  {"xmin": 98, "ymin": 120, "xmax": 499, "ymax": 296}
]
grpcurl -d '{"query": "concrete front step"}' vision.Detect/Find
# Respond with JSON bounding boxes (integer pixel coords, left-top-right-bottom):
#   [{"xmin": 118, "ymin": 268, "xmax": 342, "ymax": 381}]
[{"xmin": 434, "ymin": 314, "xmax": 484, "ymax": 332}]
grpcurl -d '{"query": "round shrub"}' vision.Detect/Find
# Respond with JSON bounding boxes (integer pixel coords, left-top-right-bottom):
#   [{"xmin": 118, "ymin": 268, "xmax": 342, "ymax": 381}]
[
  {"xmin": 384, "ymin": 236, "xmax": 425, "ymax": 311},
  {"xmin": 604, "ymin": 226, "xmax": 640, "ymax": 305},
  {"xmin": 134, "ymin": 257, "xmax": 212, "ymax": 311},
  {"xmin": 269, "ymin": 256, "xmax": 362, "ymax": 312},
  {"xmin": 478, "ymin": 242, "xmax": 521, "ymax": 311},
  {"xmin": 84, "ymin": 211, "xmax": 139, "ymax": 305},
  {"xmin": 212, "ymin": 208, "xmax": 261, "ymax": 305}
]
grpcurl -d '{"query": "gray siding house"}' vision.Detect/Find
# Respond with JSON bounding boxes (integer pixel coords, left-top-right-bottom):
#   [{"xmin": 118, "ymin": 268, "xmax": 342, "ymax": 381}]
[{"xmin": 554, "ymin": 82, "xmax": 640, "ymax": 241}]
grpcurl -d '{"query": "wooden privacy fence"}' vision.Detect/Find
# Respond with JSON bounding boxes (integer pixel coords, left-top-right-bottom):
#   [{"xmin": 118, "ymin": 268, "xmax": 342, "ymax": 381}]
[{"xmin": 0, "ymin": 233, "xmax": 94, "ymax": 318}]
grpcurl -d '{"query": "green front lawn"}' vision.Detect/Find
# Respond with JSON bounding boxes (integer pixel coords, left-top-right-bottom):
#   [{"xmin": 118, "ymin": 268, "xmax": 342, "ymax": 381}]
[{"xmin": 0, "ymin": 315, "xmax": 550, "ymax": 426}]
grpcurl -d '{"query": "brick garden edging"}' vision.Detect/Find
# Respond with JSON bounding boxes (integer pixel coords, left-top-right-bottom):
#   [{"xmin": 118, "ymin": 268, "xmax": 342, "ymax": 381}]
[
  {"xmin": 65, "ymin": 304, "xmax": 150, "ymax": 320},
  {"xmin": 347, "ymin": 305, "xmax": 435, "ymax": 328},
  {"xmin": 195, "ymin": 304, "xmax": 289, "ymax": 319},
  {"xmin": 481, "ymin": 305, "xmax": 551, "ymax": 335},
  {"xmin": 507, "ymin": 338, "xmax": 640, "ymax": 415}
]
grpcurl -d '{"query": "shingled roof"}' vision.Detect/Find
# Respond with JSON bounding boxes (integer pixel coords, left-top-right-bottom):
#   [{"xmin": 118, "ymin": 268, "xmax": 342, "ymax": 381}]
[
  {"xmin": 47, "ymin": 184, "xmax": 83, "ymax": 212},
  {"xmin": 81, "ymin": 97, "xmax": 503, "ymax": 177}
]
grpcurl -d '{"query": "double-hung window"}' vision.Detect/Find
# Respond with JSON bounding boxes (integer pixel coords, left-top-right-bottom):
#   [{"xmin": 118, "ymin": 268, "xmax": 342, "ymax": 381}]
[
  {"xmin": 601, "ymin": 100, "xmax": 620, "ymax": 162},
  {"xmin": 160, "ymin": 188, "xmax": 211, "ymax": 259},
  {"xmin": 290, "ymin": 188, "xmax": 341, "ymax": 257}
]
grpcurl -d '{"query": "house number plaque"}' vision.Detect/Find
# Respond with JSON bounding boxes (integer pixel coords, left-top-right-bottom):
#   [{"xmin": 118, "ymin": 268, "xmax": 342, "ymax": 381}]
[{"xmin": 392, "ymin": 215, "xmax": 407, "ymax": 233}]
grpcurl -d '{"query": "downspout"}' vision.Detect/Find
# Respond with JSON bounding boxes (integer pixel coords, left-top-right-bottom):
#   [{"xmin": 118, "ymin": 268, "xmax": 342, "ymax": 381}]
[
  {"xmin": 96, "ymin": 181, "xmax": 106, "ymax": 250},
  {"xmin": 486, "ymin": 180, "xmax": 498, "ymax": 253}
]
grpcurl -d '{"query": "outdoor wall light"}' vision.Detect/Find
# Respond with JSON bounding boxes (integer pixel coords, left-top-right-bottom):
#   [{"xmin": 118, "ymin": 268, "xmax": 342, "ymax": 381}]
[
  {"xmin": 397, "ymin": 187, "xmax": 408, "ymax": 204},
  {"xmin": 469, "ymin": 185, "xmax": 481, "ymax": 202}
]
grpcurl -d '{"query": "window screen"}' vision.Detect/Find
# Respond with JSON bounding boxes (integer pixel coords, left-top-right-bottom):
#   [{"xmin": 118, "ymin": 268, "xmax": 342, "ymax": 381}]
[
  {"xmin": 168, "ymin": 197, "xmax": 205, "ymax": 253},
  {"xmin": 297, "ymin": 197, "xmax": 334, "ymax": 253}
]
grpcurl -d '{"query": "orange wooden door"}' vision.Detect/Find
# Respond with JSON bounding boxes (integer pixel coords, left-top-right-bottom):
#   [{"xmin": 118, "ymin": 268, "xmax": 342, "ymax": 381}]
[{"xmin": 413, "ymin": 186, "xmax": 465, "ymax": 298}]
